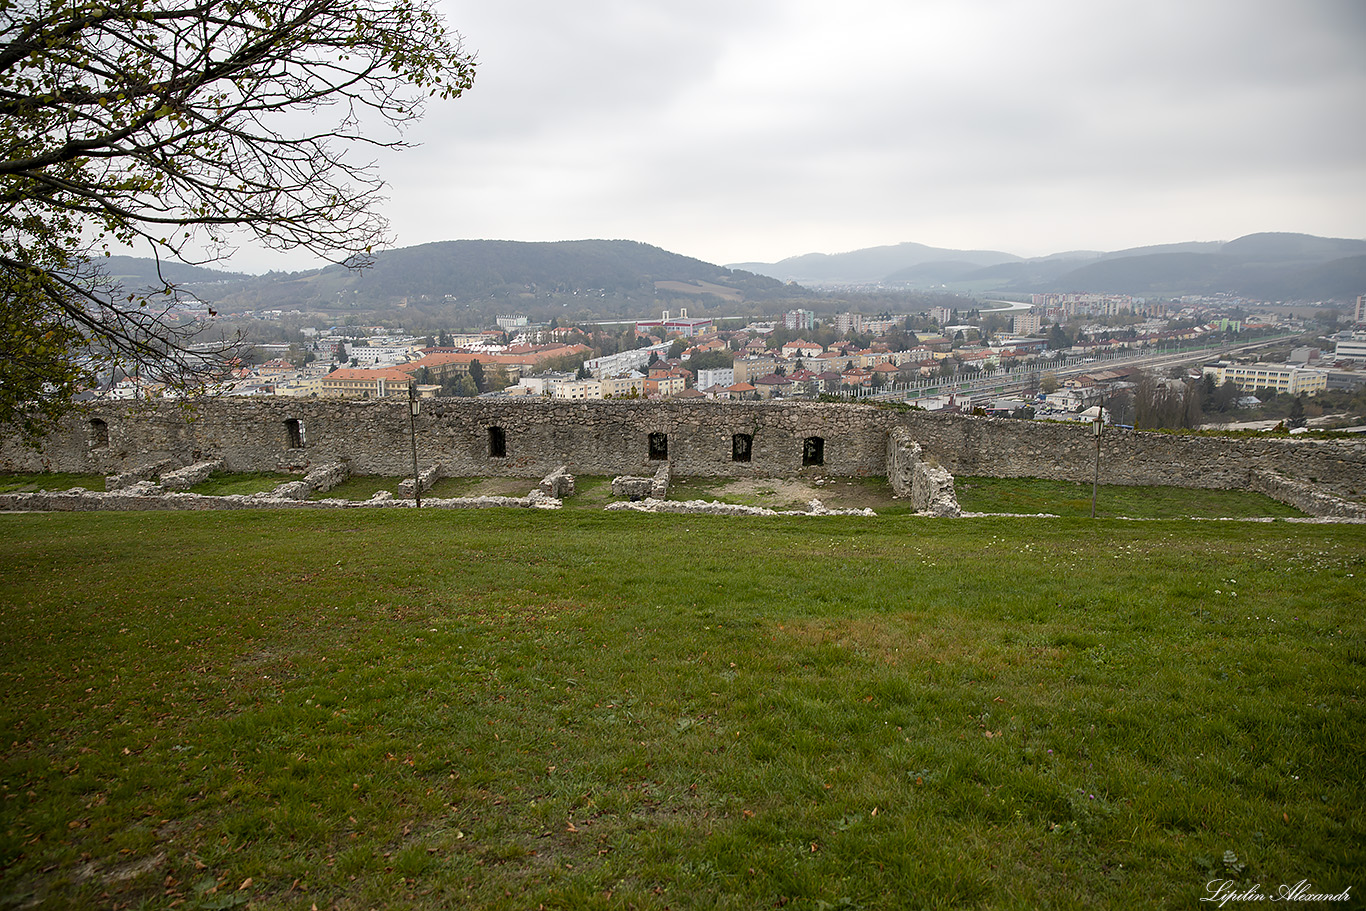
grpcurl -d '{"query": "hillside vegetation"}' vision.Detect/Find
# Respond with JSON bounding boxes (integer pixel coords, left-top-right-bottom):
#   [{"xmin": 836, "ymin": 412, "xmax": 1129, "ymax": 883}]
[
  {"xmin": 204, "ymin": 240, "xmax": 798, "ymax": 315},
  {"xmin": 735, "ymin": 232, "xmax": 1366, "ymax": 300}
]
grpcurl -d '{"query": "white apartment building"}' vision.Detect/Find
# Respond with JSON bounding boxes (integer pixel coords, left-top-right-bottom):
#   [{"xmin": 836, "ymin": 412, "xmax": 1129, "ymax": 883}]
[
  {"xmin": 583, "ymin": 342, "xmax": 671, "ymax": 378},
  {"xmin": 348, "ymin": 342, "xmax": 422, "ymax": 366},
  {"xmin": 695, "ymin": 367, "xmax": 735, "ymax": 390},
  {"xmin": 552, "ymin": 379, "xmax": 603, "ymax": 401},
  {"xmin": 515, "ymin": 371, "xmax": 576, "ymax": 396}
]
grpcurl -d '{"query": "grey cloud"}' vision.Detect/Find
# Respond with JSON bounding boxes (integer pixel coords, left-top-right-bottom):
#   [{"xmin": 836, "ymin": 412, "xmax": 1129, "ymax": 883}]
[{"xmin": 225, "ymin": 0, "xmax": 1366, "ymax": 271}]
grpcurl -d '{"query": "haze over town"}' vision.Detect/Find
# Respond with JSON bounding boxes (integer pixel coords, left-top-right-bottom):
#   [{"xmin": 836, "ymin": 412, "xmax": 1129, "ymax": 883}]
[{"xmin": 219, "ymin": 0, "xmax": 1366, "ymax": 275}]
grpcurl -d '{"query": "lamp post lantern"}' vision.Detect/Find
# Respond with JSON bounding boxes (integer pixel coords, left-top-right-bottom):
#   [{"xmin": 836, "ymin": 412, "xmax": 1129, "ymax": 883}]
[
  {"xmin": 408, "ymin": 382, "xmax": 421, "ymax": 509},
  {"xmin": 1091, "ymin": 408, "xmax": 1103, "ymax": 519}
]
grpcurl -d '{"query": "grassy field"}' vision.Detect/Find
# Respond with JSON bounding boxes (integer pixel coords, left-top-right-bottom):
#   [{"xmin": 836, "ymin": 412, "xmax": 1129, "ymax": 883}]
[
  {"xmin": 953, "ymin": 477, "xmax": 1307, "ymax": 519},
  {"xmin": 0, "ymin": 473, "xmax": 107, "ymax": 494},
  {"xmin": 0, "ymin": 509, "xmax": 1361, "ymax": 910},
  {"xmin": 190, "ymin": 473, "xmax": 298, "ymax": 497},
  {"xmin": 0, "ymin": 471, "xmax": 1307, "ymax": 519}
]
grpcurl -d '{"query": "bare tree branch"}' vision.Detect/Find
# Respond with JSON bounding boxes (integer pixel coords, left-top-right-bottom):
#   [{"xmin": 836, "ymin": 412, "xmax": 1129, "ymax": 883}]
[{"xmin": 0, "ymin": 0, "xmax": 476, "ymax": 438}]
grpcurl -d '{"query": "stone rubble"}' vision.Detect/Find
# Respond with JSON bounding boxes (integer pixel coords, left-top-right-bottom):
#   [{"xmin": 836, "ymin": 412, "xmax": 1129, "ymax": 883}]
[
  {"xmin": 0, "ymin": 486, "xmax": 562, "ymax": 512},
  {"xmin": 611, "ymin": 463, "xmax": 671, "ymax": 501},
  {"xmin": 605, "ymin": 497, "xmax": 875, "ymax": 517},
  {"xmin": 106, "ymin": 459, "xmax": 177, "ymax": 491},
  {"xmin": 159, "ymin": 460, "xmax": 225, "ymax": 490},
  {"xmin": 539, "ymin": 465, "xmax": 576, "ymax": 498},
  {"xmin": 398, "ymin": 462, "xmax": 445, "ymax": 499}
]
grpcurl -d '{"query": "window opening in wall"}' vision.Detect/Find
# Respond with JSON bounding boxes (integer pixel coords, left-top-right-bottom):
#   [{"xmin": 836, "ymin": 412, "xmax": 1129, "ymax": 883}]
[
  {"xmin": 284, "ymin": 418, "xmax": 304, "ymax": 449},
  {"xmin": 648, "ymin": 432, "xmax": 668, "ymax": 461},
  {"xmin": 731, "ymin": 432, "xmax": 752, "ymax": 462},
  {"xmin": 488, "ymin": 426, "xmax": 507, "ymax": 458},
  {"xmin": 802, "ymin": 436, "xmax": 824, "ymax": 467},
  {"xmin": 89, "ymin": 418, "xmax": 109, "ymax": 448}
]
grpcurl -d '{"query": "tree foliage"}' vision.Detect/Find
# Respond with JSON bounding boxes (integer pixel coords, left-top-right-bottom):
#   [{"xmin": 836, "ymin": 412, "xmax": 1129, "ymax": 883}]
[
  {"xmin": 687, "ymin": 349, "xmax": 734, "ymax": 371},
  {"xmin": 1, "ymin": 0, "xmax": 476, "ymax": 436},
  {"xmin": 1132, "ymin": 371, "xmax": 1203, "ymax": 430},
  {"xmin": 466, "ymin": 358, "xmax": 484, "ymax": 393}
]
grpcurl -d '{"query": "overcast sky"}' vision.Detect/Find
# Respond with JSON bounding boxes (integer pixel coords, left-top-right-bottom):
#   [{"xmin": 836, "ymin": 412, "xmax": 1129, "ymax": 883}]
[{"xmin": 232, "ymin": 0, "xmax": 1366, "ymax": 273}]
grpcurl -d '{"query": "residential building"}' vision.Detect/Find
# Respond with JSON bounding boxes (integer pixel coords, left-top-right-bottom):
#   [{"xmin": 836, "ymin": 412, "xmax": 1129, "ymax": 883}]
[
  {"xmin": 832, "ymin": 312, "xmax": 863, "ymax": 335},
  {"xmin": 780, "ymin": 339, "xmax": 824, "ymax": 359},
  {"xmin": 584, "ymin": 342, "xmax": 671, "ymax": 378},
  {"xmin": 722, "ymin": 381, "xmax": 758, "ymax": 400},
  {"xmin": 1013, "ymin": 308, "xmax": 1044, "ymax": 336},
  {"xmin": 274, "ymin": 375, "xmax": 326, "ymax": 397},
  {"xmin": 928, "ymin": 306, "xmax": 954, "ymax": 327},
  {"xmin": 784, "ymin": 309, "xmax": 815, "ymax": 332},
  {"xmin": 601, "ymin": 373, "xmax": 647, "ymax": 398},
  {"xmin": 515, "ymin": 371, "xmax": 576, "ymax": 396},
  {"xmin": 553, "ymin": 379, "xmax": 603, "ymax": 401},
  {"xmin": 862, "ymin": 317, "xmax": 899, "ymax": 335},
  {"xmin": 695, "ymin": 367, "xmax": 735, "ymax": 390},
  {"xmin": 347, "ymin": 341, "xmax": 423, "ymax": 366},
  {"xmin": 644, "ymin": 372, "xmax": 687, "ymax": 398},
  {"xmin": 813, "ymin": 371, "xmax": 842, "ymax": 394},
  {"xmin": 732, "ymin": 357, "xmax": 778, "ymax": 384},
  {"xmin": 257, "ymin": 359, "xmax": 298, "ymax": 377},
  {"xmin": 1202, "ymin": 362, "xmax": 1329, "ymax": 396},
  {"xmin": 751, "ymin": 374, "xmax": 792, "ymax": 399}
]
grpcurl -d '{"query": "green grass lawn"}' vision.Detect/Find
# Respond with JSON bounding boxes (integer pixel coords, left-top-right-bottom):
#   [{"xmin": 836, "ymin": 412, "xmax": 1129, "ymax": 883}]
[
  {"xmin": 312, "ymin": 475, "xmax": 402, "ymax": 501},
  {"xmin": 189, "ymin": 473, "xmax": 298, "ymax": 497},
  {"xmin": 955, "ymin": 477, "xmax": 1307, "ymax": 519},
  {"xmin": 1, "ymin": 511, "xmax": 1362, "ymax": 910},
  {"xmin": 0, "ymin": 472, "xmax": 106, "ymax": 494}
]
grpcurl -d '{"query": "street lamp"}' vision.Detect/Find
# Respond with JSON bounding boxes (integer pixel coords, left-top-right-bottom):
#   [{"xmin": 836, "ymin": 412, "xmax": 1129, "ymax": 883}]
[
  {"xmin": 1090, "ymin": 407, "xmax": 1103, "ymax": 519},
  {"xmin": 408, "ymin": 382, "xmax": 421, "ymax": 509}
]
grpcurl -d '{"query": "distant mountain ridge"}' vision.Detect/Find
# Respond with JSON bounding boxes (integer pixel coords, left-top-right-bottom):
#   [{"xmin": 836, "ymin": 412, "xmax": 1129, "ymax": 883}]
[
  {"xmin": 339, "ymin": 239, "xmax": 789, "ymax": 301},
  {"xmin": 101, "ymin": 233, "xmax": 1366, "ymax": 307},
  {"xmin": 728, "ymin": 241, "xmax": 1022, "ymax": 285},
  {"xmin": 133, "ymin": 239, "xmax": 796, "ymax": 311},
  {"xmin": 729, "ymin": 232, "xmax": 1366, "ymax": 301}
]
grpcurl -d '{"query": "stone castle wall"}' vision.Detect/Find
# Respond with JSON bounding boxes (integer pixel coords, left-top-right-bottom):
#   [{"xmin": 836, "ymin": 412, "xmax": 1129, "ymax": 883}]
[
  {"xmin": 4, "ymin": 399, "xmax": 1364, "ymax": 499},
  {"xmin": 897, "ymin": 411, "xmax": 1366, "ymax": 497}
]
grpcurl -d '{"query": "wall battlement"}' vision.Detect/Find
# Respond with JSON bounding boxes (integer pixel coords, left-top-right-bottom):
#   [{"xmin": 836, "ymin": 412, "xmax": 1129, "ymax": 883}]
[{"xmin": 4, "ymin": 399, "xmax": 1364, "ymax": 501}]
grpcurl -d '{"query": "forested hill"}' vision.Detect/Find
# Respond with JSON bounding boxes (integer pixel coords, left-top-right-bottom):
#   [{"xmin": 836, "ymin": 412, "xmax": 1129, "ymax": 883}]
[
  {"xmin": 1042, "ymin": 234, "xmax": 1366, "ymax": 300},
  {"xmin": 101, "ymin": 255, "xmax": 251, "ymax": 288},
  {"xmin": 159, "ymin": 239, "xmax": 799, "ymax": 311},
  {"xmin": 339, "ymin": 239, "xmax": 792, "ymax": 301},
  {"xmin": 731, "ymin": 232, "xmax": 1366, "ymax": 301}
]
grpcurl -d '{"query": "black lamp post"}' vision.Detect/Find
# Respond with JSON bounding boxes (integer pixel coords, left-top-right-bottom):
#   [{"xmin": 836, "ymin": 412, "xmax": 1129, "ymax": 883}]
[
  {"xmin": 1090, "ymin": 406, "xmax": 1103, "ymax": 519},
  {"xmin": 408, "ymin": 382, "xmax": 421, "ymax": 509}
]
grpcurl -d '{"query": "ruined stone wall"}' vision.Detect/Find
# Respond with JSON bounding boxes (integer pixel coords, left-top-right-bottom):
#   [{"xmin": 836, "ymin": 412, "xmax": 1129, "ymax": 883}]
[
  {"xmin": 900, "ymin": 411, "xmax": 1366, "ymax": 499},
  {"xmin": 4, "ymin": 399, "xmax": 1364, "ymax": 498}
]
